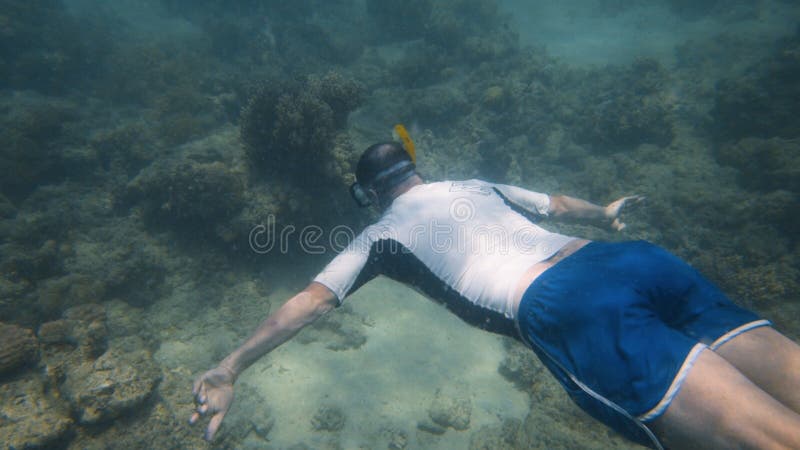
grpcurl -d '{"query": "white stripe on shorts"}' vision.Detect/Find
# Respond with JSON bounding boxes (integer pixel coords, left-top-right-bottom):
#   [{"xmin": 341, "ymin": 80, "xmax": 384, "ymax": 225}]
[{"xmin": 638, "ymin": 343, "xmax": 707, "ymax": 422}]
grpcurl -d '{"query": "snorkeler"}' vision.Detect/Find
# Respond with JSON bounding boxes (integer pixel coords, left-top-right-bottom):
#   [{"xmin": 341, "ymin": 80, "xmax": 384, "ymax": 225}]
[{"xmin": 191, "ymin": 137, "xmax": 800, "ymax": 448}]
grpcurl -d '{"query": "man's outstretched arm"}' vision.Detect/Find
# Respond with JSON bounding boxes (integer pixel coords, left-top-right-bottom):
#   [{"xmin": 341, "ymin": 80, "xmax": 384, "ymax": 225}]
[
  {"xmin": 190, "ymin": 282, "xmax": 338, "ymax": 441},
  {"xmin": 549, "ymin": 194, "xmax": 644, "ymax": 231}
]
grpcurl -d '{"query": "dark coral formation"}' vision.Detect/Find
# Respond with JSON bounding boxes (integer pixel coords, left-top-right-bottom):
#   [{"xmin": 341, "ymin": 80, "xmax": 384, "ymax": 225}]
[
  {"xmin": 240, "ymin": 71, "xmax": 364, "ymax": 179},
  {"xmin": 127, "ymin": 153, "xmax": 246, "ymax": 225},
  {"xmin": 311, "ymin": 405, "xmax": 346, "ymax": 432},
  {"xmin": 573, "ymin": 58, "xmax": 676, "ymax": 149},
  {"xmin": 0, "ymin": 0, "xmax": 112, "ymax": 93},
  {"xmin": 0, "ymin": 94, "xmax": 81, "ymax": 199},
  {"xmin": 368, "ymin": 0, "xmax": 517, "ymax": 77},
  {"xmin": 712, "ymin": 28, "xmax": 800, "ymax": 141},
  {"xmin": 715, "ymin": 137, "xmax": 800, "ymax": 192}
]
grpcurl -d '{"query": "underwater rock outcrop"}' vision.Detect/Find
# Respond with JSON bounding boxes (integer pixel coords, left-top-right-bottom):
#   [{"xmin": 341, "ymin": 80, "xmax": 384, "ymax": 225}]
[
  {"xmin": 0, "ymin": 322, "xmax": 39, "ymax": 376},
  {"xmin": 427, "ymin": 387, "xmax": 472, "ymax": 431},
  {"xmin": 0, "ymin": 376, "xmax": 73, "ymax": 449},
  {"xmin": 61, "ymin": 347, "xmax": 161, "ymax": 424}
]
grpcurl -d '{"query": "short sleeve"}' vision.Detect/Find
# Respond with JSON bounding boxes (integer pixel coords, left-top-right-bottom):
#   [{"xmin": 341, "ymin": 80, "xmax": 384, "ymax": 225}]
[
  {"xmin": 491, "ymin": 183, "xmax": 551, "ymax": 216},
  {"xmin": 312, "ymin": 231, "xmax": 375, "ymax": 305}
]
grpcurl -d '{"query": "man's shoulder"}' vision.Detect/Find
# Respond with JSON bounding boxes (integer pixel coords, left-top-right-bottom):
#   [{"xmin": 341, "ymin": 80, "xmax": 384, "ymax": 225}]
[{"xmin": 446, "ymin": 179, "xmax": 495, "ymax": 195}]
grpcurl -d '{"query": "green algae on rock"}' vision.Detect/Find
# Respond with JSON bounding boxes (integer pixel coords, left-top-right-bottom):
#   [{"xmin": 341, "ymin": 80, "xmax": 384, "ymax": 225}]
[{"xmin": 0, "ymin": 376, "xmax": 73, "ymax": 449}]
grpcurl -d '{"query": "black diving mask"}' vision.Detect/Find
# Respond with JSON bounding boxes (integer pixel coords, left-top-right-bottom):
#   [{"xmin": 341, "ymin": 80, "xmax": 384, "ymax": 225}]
[{"xmin": 350, "ymin": 160, "xmax": 416, "ymax": 208}]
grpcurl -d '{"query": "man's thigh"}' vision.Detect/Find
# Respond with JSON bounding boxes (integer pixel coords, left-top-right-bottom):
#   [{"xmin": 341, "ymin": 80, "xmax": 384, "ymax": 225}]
[
  {"xmin": 714, "ymin": 326, "xmax": 800, "ymax": 414},
  {"xmin": 649, "ymin": 348, "xmax": 800, "ymax": 449}
]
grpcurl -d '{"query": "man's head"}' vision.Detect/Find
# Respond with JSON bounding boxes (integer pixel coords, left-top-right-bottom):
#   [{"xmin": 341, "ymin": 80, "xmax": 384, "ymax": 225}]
[{"xmin": 350, "ymin": 142, "xmax": 419, "ymax": 208}]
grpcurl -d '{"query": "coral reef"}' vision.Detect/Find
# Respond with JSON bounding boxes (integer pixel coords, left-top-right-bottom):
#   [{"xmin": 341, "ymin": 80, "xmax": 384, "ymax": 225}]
[
  {"xmin": 128, "ymin": 158, "xmax": 246, "ymax": 224},
  {"xmin": 0, "ymin": 323, "xmax": 38, "ymax": 376},
  {"xmin": 125, "ymin": 126, "xmax": 247, "ymax": 231},
  {"xmin": 240, "ymin": 71, "xmax": 364, "ymax": 178},
  {"xmin": 715, "ymin": 137, "xmax": 800, "ymax": 192},
  {"xmin": 0, "ymin": 0, "xmax": 112, "ymax": 93},
  {"xmin": 712, "ymin": 28, "xmax": 800, "ymax": 141},
  {"xmin": 573, "ymin": 58, "xmax": 676, "ymax": 149},
  {"xmin": 365, "ymin": 0, "xmax": 432, "ymax": 42},
  {"xmin": 0, "ymin": 93, "xmax": 81, "ymax": 199}
]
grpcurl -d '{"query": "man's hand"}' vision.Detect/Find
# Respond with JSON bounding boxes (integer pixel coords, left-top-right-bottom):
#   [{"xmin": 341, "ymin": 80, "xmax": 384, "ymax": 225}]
[
  {"xmin": 190, "ymin": 365, "xmax": 236, "ymax": 441},
  {"xmin": 604, "ymin": 195, "xmax": 645, "ymax": 231}
]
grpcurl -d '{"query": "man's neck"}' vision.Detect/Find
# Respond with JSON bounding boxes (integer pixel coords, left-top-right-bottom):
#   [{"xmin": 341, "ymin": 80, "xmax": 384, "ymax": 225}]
[{"xmin": 380, "ymin": 175, "xmax": 424, "ymax": 208}]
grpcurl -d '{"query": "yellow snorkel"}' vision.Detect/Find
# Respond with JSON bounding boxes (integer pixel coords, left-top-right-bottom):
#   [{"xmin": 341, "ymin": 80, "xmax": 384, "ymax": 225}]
[{"xmin": 393, "ymin": 124, "xmax": 416, "ymax": 164}]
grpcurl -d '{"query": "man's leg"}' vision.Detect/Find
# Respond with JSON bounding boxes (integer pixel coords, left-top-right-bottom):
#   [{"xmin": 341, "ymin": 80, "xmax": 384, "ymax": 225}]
[
  {"xmin": 713, "ymin": 326, "xmax": 800, "ymax": 414},
  {"xmin": 649, "ymin": 349, "xmax": 800, "ymax": 449}
]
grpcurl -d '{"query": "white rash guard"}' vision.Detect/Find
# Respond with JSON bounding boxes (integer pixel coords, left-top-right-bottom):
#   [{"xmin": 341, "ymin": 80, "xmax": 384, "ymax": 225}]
[{"xmin": 313, "ymin": 179, "xmax": 576, "ymax": 336}]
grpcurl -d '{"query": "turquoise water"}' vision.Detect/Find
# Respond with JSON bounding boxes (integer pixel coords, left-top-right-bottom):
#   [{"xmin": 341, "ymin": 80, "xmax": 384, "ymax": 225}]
[{"xmin": 1, "ymin": 1, "xmax": 798, "ymax": 448}]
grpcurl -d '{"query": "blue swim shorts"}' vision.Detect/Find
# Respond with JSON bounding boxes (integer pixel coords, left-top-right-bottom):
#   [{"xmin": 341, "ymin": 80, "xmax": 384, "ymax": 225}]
[{"xmin": 516, "ymin": 240, "xmax": 770, "ymax": 448}]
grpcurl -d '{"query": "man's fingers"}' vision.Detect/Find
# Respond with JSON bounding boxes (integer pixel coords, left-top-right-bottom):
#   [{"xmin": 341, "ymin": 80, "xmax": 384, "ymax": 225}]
[
  {"xmin": 625, "ymin": 195, "xmax": 645, "ymax": 206},
  {"xmin": 189, "ymin": 412, "xmax": 200, "ymax": 425},
  {"xmin": 205, "ymin": 412, "xmax": 226, "ymax": 441}
]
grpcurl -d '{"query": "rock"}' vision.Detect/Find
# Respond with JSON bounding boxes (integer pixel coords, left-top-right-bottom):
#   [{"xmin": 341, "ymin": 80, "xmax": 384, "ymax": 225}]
[
  {"xmin": 428, "ymin": 387, "xmax": 472, "ymax": 431},
  {"xmin": 469, "ymin": 418, "xmax": 524, "ymax": 450},
  {"xmin": 311, "ymin": 404, "xmax": 346, "ymax": 432},
  {"xmin": 38, "ymin": 319, "xmax": 73, "ymax": 345},
  {"xmin": 63, "ymin": 303, "xmax": 108, "ymax": 358},
  {"xmin": 0, "ymin": 376, "xmax": 73, "ymax": 449},
  {"xmin": 62, "ymin": 348, "xmax": 161, "ymax": 424},
  {"xmin": 386, "ymin": 428, "xmax": 408, "ymax": 449},
  {"xmin": 0, "ymin": 322, "xmax": 39, "ymax": 376},
  {"xmin": 417, "ymin": 420, "xmax": 447, "ymax": 435},
  {"xmin": 497, "ymin": 337, "xmax": 546, "ymax": 393},
  {"xmin": 37, "ymin": 304, "xmax": 108, "ymax": 360},
  {"xmin": 35, "ymin": 273, "xmax": 107, "ymax": 318}
]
